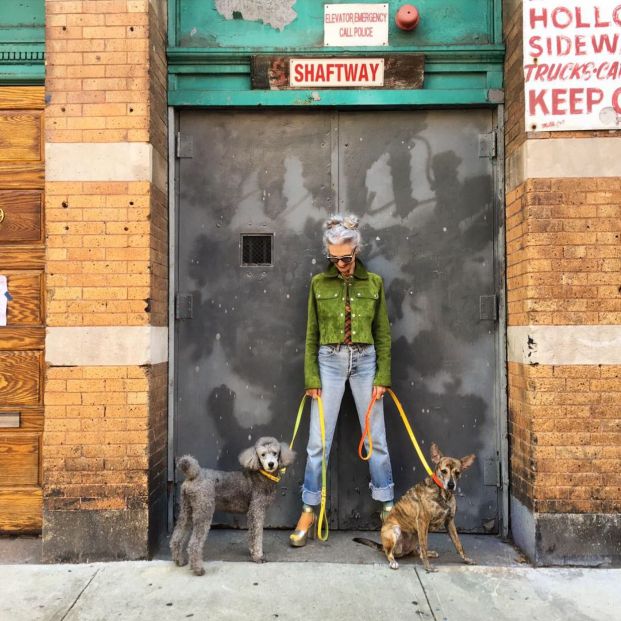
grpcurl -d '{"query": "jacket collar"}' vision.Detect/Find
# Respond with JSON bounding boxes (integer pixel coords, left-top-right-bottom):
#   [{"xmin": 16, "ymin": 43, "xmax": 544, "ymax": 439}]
[{"xmin": 325, "ymin": 259, "xmax": 369, "ymax": 280}]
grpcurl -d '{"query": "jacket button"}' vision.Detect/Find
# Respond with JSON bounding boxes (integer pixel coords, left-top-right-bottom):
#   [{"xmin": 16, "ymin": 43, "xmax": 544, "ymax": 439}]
[{"xmin": 357, "ymin": 293, "xmax": 360, "ymax": 296}]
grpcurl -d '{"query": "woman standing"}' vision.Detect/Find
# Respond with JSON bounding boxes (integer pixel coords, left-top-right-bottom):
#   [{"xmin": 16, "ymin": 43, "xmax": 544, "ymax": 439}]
[{"xmin": 290, "ymin": 215, "xmax": 395, "ymax": 546}]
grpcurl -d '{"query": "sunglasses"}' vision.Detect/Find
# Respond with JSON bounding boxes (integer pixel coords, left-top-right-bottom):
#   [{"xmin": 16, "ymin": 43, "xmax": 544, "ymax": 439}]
[{"xmin": 327, "ymin": 249, "xmax": 357, "ymax": 264}]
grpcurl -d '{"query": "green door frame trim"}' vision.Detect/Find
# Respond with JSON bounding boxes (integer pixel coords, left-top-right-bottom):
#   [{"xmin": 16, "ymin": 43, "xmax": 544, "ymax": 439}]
[
  {"xmin": 0, "ymin": 0, "xmax": 45, "ymax": 84},
  {"xmin": 167, "ymin": 0, "xmax": 504, "ymax": 108}
]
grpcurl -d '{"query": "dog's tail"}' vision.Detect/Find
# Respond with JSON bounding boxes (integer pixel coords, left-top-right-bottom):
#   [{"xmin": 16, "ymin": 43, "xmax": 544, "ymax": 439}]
[
  {"xmin": 352, "ymin": 537, "xmax": 383, "ymax": 551},
  {"xmin": 177, "ymin": 455, "xmax": 202, "ymax": 480}
]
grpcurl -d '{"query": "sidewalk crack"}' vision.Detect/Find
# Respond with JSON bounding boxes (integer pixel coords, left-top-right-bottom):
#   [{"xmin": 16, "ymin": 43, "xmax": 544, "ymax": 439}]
[
  {"xmin": 415, "ymin": 567, "xmax": 438, "ymax": 621},
  {"xmin": 59, "ymin": 567, "xmax": 101, "ymax": 621}
]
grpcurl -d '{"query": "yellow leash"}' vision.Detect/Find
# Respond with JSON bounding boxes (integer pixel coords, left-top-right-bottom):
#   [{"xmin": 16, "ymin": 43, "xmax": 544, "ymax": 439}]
[
  {"xmin": 282, "ymin": 394, "xmax": 329, "ymax": 541},
  {"xmin": 359, "ymin": 388, "xmax": 444, "ymax": 489}
]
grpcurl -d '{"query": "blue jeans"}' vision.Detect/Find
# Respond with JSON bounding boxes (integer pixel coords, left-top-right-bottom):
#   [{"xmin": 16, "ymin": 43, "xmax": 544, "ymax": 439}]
[{"xmin": 302, "ymin": 344, "xmax": 394, "ymax": 505}]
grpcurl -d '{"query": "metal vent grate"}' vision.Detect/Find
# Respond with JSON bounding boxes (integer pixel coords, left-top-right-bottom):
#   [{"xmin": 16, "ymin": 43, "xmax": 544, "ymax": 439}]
[{"xmin": 241, "ymin": 234, "xmax": 273, "ymax": 266}]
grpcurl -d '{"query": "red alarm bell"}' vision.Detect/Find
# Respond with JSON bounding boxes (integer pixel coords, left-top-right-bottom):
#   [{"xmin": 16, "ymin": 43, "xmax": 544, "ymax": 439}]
[{"xmin": 395, "ymin": 4, "xmax": 420, "ymax": 31}]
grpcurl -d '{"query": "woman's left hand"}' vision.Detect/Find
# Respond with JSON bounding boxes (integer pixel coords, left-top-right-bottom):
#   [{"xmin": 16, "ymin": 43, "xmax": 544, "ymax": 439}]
[{"xmin": 372, "ymin": 385, "xmax": 387, "ymax": 400}]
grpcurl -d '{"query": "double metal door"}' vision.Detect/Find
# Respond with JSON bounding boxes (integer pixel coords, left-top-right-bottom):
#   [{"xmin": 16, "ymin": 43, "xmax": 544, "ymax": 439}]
[{"xmin": 175, "ymin": 109, "xmax": 501, "ymax": 531}]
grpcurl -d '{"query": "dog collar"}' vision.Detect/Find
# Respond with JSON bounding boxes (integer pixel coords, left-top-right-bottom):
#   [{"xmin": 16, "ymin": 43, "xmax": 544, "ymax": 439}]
[
  {"xmin": 259, "ymin": 469, "xmax": 281, "ymax": 483},
  {"xmin": 431, "ymin": 473, "xmax": 445, "ymax": 489}
]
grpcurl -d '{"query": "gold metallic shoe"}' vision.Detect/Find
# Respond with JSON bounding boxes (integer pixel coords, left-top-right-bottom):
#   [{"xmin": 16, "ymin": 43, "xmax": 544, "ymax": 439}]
[
  {"xmin": 289, "ymin": 506, "xmax": 316, "ymax": 547},
  {"xmin": 380, "ymin": 502, "xmax": 394, "ymax": 523}
]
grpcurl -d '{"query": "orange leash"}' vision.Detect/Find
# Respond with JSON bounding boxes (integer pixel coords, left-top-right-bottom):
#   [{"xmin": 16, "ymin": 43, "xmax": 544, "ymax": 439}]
[{"xmin": 358, "ymin": 389, "xmax": 444, "ymax": 490}]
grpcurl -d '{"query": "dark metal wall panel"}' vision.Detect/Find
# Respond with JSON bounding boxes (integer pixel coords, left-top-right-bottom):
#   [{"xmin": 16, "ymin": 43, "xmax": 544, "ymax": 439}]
[
  {"xmin": 335, "ymin": 110, "xmax": 498, "ymax": 531},
  {"xmin": 176, "ymin": 111, "xmax": 333, "ymax": 526},
  {"xmin": 175, "ymin": 109, "xmax": 499, "ymax": 531}
]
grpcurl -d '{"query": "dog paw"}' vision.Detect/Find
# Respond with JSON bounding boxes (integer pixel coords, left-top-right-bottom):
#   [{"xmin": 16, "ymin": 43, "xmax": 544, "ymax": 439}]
[
  {"xmin": 192, "ymin": 567, "xmax": 205, "ymax": 576},
  {"xmin": 252, "ymin": 556, "xmax": 265, "ymax": 564},
  {"xmin": 424, "ymin": 565, "xmax": 438, "ymax": 573},
  {"xmin": 462, "ymin": 556, "xmax": 475, "ymax": 565},
  {"xmin": 427, "ymin": 550, "xmax": 439, "ymax": 559},
  {"xmin": 389, "ymin": 560, "xmax": 399, "ymax": 570}
]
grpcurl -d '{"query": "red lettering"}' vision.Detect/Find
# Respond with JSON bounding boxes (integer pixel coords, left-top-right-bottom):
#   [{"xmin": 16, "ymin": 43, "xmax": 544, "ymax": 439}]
[
  {"xmin": 587, "ymin": 88, "xmax": 604, "ymax": 112},
  {"xmin": 552, "ymin": 7, "xmax": 573, "ymax": 28},
  {"xmin": 613, "ymin": 87, "xmax": 621, "ymax": 113},
  {"xmin": 529, "ymin": 8, "xmax": 547, "ymax": 28},
  {"xmin": 293, "ymin": 64, "xmax": 303, "ymax": 83},
  {"xmin": 304, "ymin": 64, "xmax": 314, "ymax": 82},
  {"xmin": 551, "ymin": 89, "xmax": 567, "ymax": 114},
  {"xmin": 344, "ymin": 63, "xmax": 356, "ymax": 81},
  {"xmin": 575, "ymin": 7, "xmax": 588, "ymax": 28},
  {"xmin": 535, "ymin": 64, "xmax": 549, "ymax": 81},
  {"xmin": 592, "ymin": 33, "xmax": 619, "ymax": 54},
  {"xmin": 529, "ymin": 89, "xmax": 550, "ymax": 116},
  {"xmin": 528, "ymin": 36, "xmax": 543, "ymax": 57},
  {"xmin": 370, "ymin": 63, "xmax": 379, "ymax": 81},
  {"xmin": 574, "ymin": 35, "xmax": 586, "ymax": 55},
  {"xmin": 359, "ymin": 64, "xmax": 369, "ymax": 81},
  {"xmin": 568, "ymin": 89, "xmax": 584, "ymax": 114},
  {"xmin": 595, "ymin": 7, "xmax": 611, "ymax": 27},
  {"xmin": 615, "ymin": 5, "xmax": 621, "ymax": 26}
]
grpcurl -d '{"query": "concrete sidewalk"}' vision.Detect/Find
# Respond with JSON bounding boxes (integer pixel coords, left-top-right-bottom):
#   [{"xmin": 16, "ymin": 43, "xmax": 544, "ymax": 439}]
[{"xmin": 1, "ymin": 533, "xmax": 620, "ymax": 621}]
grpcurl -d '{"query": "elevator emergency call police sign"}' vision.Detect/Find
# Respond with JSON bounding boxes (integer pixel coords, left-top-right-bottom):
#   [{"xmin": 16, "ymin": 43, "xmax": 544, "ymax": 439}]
[
  {"xmin": 524, "ymin": 0, "xmax": 621, "ymax": 131},
  {"xmin": 324, "ymin": 4, "xmax": 389, "ymax": 47}
]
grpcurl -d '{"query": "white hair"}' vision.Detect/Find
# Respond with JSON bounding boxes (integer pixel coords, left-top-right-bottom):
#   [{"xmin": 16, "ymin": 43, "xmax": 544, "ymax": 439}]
[{"xmin": 322, "ymin": 214, "xmax": 362, "ymax": 252}]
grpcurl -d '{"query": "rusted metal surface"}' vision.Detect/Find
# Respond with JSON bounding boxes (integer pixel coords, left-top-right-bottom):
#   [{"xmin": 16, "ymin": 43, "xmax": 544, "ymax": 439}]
[{"xmin": 175, "ymin": 109, "xmax": 499, "ymax": 531}]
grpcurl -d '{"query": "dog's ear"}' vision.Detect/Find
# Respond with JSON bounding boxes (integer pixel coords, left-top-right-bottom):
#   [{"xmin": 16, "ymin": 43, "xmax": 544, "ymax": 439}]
[
  {"xmin": 239, "ymin": 446, "xmax": 261, "ymax": 471},
  {"xmin": 430, "ymin": 442, "xmax": 443, "ymax": 464},
  {"xmin": 279, "ymin": 442, "xmax": 296, "ymax": 467},
  {"xmin": 460, "ymin": 454, "xmax": 476, "ymax": 471}
]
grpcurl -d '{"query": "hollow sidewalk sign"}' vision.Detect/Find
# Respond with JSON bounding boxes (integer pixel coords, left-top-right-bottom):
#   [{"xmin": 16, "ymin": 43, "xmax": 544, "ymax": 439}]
[{"xmin": 524, "ymin": 0, "xmax": 621, "ymax": 131}]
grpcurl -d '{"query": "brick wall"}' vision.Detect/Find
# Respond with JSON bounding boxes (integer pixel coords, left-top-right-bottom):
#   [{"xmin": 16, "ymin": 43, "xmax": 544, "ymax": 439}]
[
  {"xmin": 504, "ymin": 0, "xmax": 621, "ymax": 564},
  {"xmin": 43, "ymin": 0, "xmax": 168, "ymax": 561}
]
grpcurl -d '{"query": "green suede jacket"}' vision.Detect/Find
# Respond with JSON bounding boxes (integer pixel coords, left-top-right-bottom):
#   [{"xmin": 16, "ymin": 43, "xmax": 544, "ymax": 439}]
[{"xmin": 304, "ymin": 260, "xmax": 391, "ymax": 389}]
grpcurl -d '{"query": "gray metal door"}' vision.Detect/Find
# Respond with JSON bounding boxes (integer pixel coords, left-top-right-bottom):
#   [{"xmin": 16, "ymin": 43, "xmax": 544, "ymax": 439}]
[{"xmin": 175, "ymin": 109, "xmax": 500, "ymax": 532}]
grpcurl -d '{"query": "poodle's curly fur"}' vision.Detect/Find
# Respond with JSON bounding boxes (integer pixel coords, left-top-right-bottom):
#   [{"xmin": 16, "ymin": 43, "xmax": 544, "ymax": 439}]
[{"xmin": 170, "ymin": 436, "xmax": 295, "ymax": 575}]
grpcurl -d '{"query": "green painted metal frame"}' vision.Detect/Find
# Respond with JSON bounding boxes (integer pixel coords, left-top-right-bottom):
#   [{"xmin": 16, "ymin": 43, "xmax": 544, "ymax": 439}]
[
  {"xmin": 167, "ymin": 0, "xmax": 504, "ymax": 107},
  {"xmin": 0, "ymin": 1, "xmax": 45, "ymax": 84}
]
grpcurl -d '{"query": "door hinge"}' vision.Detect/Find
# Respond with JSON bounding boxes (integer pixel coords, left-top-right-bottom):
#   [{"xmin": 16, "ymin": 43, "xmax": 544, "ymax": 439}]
[
  {"xmin": 175, "ymin": 293, "xmax": 193, "ymax": 320},
  {"xmin": 176, "ymin": 132, "xmax": 193, "ymax": 158},
  {"xmin": 478, "ymin": 131, "xmax": 497, "ymax": 159},
  {"xmin": 483, "ymin": 457, "xmax": 501, "ymax": 487},
  {"xmin": 479, "ymin": 294, "xmax": 498, "ymax": 321}
]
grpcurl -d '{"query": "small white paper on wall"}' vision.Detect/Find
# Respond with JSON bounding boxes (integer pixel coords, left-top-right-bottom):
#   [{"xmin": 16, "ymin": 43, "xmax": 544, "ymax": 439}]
[{"xmin": 0, "ymin": 275, "xmax": 7, "ymax": 327}]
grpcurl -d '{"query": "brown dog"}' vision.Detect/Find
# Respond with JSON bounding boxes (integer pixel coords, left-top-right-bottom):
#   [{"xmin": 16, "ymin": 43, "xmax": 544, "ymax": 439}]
[{"xmin": 355, "ymin": 442, "xmax": 475, "ymax": 572}]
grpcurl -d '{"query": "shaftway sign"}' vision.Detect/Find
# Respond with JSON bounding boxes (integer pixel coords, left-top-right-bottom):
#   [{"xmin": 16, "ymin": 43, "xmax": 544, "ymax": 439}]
[
  {"xmin": 524, "ymin": 0, "xmax": 621, "ymax": 130},
  {"xmin": 290, "ymin": 58, "xmax": 384, "ymax": 87},
  {"xmin": 251, "ymin": 54, "xmax": 424, "ymax": 90}
]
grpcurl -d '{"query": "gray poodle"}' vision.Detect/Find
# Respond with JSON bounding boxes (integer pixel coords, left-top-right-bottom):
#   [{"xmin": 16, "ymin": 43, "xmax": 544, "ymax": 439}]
[{"xmin": 170, "ymin": 436, "xmax": 296, "ymax": 575}]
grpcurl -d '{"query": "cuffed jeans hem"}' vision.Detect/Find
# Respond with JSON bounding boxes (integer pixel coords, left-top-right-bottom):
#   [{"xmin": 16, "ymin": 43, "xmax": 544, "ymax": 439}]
[
  {"xmin": 369, "ymin": 482, "xmax": 394, "ymax": 502},
  {"xmin": 301, "ymin": 488, "xmax": 322, "ymax": 506}
]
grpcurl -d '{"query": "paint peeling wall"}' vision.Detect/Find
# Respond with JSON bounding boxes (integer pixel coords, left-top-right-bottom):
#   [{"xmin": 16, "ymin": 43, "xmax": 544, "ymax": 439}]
[{"xmin": 214, "ymin": 0, "xmax": 297, "ymax": 31}]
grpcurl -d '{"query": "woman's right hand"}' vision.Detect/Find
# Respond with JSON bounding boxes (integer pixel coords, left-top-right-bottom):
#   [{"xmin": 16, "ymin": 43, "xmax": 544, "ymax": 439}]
[{"xmin": 305, "ymin": 388, "xmax": 322, "ymax": 399}]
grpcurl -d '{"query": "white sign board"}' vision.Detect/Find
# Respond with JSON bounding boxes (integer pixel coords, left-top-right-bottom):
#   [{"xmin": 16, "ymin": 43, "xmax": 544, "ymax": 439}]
[
  {"xmin": 324, "ymin": 4, "xmax": 389, "ymax": 47},
  {"xmin": 290, "ymin": 58, "xmax": 385, "ymax": 87},
  {"xmin": 0, "ymin": 275, "xmax": 7, "ymax": 327},
  {"xmin": 524, "ymin": 0, "xmax": 621, "ymax": 131}
]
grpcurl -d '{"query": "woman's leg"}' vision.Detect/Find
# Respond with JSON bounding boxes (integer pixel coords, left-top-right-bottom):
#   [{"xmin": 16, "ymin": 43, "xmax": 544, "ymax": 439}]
[
  {"xmin": 302, "ymin": 345, "xmax": 347, "ymax": 506},
  {"xmin": 349, "ymin": 346, "xmax": 394, "ymax": 502}
]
